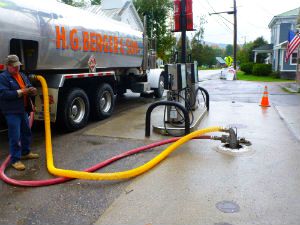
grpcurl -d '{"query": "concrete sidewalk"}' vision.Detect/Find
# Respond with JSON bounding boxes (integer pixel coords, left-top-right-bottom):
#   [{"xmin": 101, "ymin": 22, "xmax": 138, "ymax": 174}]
[
  {"xmin": 274, "ymin": 105, "xmax": 300, "ymax": 142},
  {"xmin": 93, "ymin": 101, "xmax": 300, "ymax": 225}
]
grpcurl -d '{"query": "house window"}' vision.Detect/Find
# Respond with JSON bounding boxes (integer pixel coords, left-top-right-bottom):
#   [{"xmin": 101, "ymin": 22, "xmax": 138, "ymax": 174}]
[{"xmin": 290, "ymin": 52, "xmax": 298, "ymax": 65}]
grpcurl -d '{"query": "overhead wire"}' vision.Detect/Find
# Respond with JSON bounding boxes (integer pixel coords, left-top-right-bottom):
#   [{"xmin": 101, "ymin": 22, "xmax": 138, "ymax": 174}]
[{"xmin": 204, "ymin": 0, "xmax": 233, "ymax": 31}]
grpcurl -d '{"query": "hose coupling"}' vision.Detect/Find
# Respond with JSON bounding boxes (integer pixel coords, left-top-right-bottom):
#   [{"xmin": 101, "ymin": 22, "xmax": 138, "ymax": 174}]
[
  {"xmin": 212, "ymin": 127, "xmax": 251, "ymax": 149},
  {"xmin": 211, "ymin": 135, "xmax": 229, "ymax": 143},
  {"xmin": 28, "ymin": 74, "xmax": 38, "ymax": 81},
  {"xmin": 238, "ymin": 137, "xmax": 251, "ymax": 146}
]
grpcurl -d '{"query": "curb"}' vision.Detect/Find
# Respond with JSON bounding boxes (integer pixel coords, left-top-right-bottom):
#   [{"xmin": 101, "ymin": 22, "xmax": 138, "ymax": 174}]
[{"xmin": 273, "ymin": 105, "xmax": 300, "ymax": 143}]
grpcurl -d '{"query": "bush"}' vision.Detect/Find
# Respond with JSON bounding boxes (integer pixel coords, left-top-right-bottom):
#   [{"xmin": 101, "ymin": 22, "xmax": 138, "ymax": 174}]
[
  {"xmin": 252, "ymin": 64, "xmax": 272, "ymax": 76},
  {"xmin": 270, "ymin": 71, "xmax": 280, "ymax": 78},
  {"xmin": 240, "ymin": 62, "xmax": 254, "ymax": 74}
]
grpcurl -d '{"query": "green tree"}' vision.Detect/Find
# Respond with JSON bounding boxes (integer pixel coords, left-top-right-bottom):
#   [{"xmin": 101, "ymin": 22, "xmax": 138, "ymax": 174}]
[
  {"xmin": 249, "ymin": 36, "xmax": 268, "ymax": 63},
  {"xmin": 133, "ymin": 0, "xmax": 174, "ymax": 62},
  {"xmin": 192, "ymin": 16, "xmax": 207, "ymax": 44},
  {"xmin": 60, "ymin": 0, "xmax": 86, "ymax": 7},
  {"xmin": 60, "ymin": 0, "xmax": 73, "ymax": 5},
  {"xmin": 176, "ymin": 36, "xmax": 192, "ymax": 62},
  {"xmin": 190, "ymin": 16, "xmax": 223, "ymax": 67},
  {"xmin": 91, "ymin": 0, "xmax": 101, "ymax": 5},
  {"xmin": 237, "ymin": 42, "xmax": 252, "ymax": 64},
  {"xmin": 225, "ymin": 44, "xmax": 233, "ymax": 56}
]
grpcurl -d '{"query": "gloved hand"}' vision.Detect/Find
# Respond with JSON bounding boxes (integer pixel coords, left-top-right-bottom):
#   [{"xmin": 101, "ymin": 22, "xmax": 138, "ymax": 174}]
[
  {"xmin": 22, "ymin": 87, "xmax": 37, "ymax": 96},
  {"xmin": 28, "ymin": 87, "xmax": 37, "ymax": 96}
]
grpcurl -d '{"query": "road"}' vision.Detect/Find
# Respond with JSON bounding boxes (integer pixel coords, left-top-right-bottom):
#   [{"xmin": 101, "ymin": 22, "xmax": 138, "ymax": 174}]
[
  {"xmin": 0, "ymin": 93, "xmax": 159, "ymax": 225},
  {"xmin": 198, "ymin": 69, "xmax": 221, "ymax": 81},
  {"xmin": 0, "ymin": 70, "xmax": 299, "ymax": 225}
]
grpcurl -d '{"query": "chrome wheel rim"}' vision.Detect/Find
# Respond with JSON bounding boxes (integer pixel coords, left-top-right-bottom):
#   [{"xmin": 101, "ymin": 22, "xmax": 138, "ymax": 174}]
[
  {"xmin": 100, "ymin": 91, "xmax": 112, "ymax": 113},
  {"xmin": 159, "ymin": 79, "xmax": 164, "ymax": 94},
  {"xmin": 69, "ymin": 97, "xmax": 85, "ymax": 123}
]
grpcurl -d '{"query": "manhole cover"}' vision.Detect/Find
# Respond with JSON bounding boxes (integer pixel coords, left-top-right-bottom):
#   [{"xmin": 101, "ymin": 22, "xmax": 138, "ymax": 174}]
[{"xmin": 216, "ymin": 201, "xmax": 240, "ymax": 213}]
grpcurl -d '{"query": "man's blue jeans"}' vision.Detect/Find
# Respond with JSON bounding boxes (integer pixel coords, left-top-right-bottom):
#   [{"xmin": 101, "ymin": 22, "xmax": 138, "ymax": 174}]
[{"xmin": 5, "ymin": 113, "xmax": 31, "ymax": 163}]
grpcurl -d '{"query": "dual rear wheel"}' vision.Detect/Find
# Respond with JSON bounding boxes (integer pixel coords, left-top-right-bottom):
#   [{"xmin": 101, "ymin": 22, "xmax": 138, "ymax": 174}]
[{"xmin": 57, "ymin": 83, "xmax": 114, "ymax": 132}]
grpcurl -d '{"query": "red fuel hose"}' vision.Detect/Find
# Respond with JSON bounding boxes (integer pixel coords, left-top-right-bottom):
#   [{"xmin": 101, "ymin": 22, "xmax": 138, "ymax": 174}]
[
  {"xmin": 29, "ymin": 112, "xmax": 34, "ymax": 128},
  {"xmin": 0, "ymin": 136, "xmax": 211, "ymax": 187}
]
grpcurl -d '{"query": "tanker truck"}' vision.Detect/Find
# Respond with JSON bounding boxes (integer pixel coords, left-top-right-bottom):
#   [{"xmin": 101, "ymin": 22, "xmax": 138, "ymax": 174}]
[{"xmin": 0, "ymin": 0, "xmax": 165, "ymax": 131}]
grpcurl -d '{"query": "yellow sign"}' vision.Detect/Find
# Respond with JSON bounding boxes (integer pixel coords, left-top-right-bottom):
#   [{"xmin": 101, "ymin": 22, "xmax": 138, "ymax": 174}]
[{"xmin": 225, "ymin": 56, "xmax": 233, "ymax": 67}]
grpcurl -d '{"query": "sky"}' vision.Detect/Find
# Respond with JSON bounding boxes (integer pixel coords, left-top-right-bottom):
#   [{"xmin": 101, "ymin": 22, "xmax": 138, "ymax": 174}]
[{"xmin": 192, "ymin": 0, "xmax": 300, "ymax": 45}]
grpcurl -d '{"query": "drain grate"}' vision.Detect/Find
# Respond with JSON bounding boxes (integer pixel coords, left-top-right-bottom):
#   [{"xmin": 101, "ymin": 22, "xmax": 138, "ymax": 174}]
[{"xmin": 216, "ymin": 201, "xmax": 240, "ymax": 213}]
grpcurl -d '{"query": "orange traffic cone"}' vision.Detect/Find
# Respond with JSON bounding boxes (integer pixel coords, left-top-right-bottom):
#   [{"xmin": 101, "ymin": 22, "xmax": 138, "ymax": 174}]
[{"xmin": 260, "ymin": 86, "xmax": 270, "ymax": 107}]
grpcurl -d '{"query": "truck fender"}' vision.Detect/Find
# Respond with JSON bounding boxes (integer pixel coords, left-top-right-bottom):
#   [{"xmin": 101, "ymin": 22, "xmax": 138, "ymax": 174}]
[{"xmin": 147, "ymin": 68, "xmax": 164, "ymax": 89}]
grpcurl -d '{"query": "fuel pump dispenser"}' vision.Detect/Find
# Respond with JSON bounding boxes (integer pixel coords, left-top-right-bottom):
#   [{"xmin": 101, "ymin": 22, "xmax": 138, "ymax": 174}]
[
  {"xmin": 147, "ymin": 61, "xmax": 209, "ymax": 136},
  {"xmin": 186, "ymin": 62, "xmax": 199, "ymax": 110},
  {"xmin": 164, "ymin": 64, "xmax": 187, "ymax": 123},
  {"xmin": 147, "ymin": 0, "xmax": 210, "ymax": 136},
  {"xmin": 164, "ymin": 62, "xmax": 199, "ymax": 123}
]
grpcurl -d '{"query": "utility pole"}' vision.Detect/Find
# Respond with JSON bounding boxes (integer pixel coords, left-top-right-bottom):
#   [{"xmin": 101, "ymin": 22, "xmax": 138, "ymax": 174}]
[
  {"xmin": 233, "ymin": 0, "xmax": 237, "ymax": 71},
  {"xmin": 209, "ymin": 0, "xmax": 237, "ymax": 70}
]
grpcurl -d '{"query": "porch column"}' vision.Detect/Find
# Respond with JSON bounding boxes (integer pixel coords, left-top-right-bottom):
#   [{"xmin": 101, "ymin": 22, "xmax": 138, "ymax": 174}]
[{"xmin": 254, "ymin": 52, "xmax": 257, "ymax": 63}]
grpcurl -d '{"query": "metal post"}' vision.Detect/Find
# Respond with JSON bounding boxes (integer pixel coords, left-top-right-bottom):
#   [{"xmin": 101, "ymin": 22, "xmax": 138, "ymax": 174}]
[
  {"xmin": 208, "ymin": 1, "xmax": 237, "ymax": 71},
  {"xmin": 197, "ymin": 87, "xmax": 210, "ymax": 111},
  {"xmin": 181, "ymin": 0, "xmax": 187, "ymax": 63},
  {"xmin": 233, "ymin": 0, "xmax": 237, "ymax": 71},
  {"xmin": 145, "ymin": 101, "xmax": 190, "ymax": 137}
]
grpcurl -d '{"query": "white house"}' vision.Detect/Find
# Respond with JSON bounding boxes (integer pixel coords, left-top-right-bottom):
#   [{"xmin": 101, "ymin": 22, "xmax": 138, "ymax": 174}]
[{"xmin": 84, "ymin": 0, "xmax": 143, "ymax": 32}]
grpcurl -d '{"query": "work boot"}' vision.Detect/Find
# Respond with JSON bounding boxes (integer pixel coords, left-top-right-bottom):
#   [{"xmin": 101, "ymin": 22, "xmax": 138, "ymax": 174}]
[
  {"xmin": 11, "ymin": 161, "xmax": 25, "ymax": 171},
  {"xmin": 21, "ymin": 152, "xmax": 39, "ymax": 160}
]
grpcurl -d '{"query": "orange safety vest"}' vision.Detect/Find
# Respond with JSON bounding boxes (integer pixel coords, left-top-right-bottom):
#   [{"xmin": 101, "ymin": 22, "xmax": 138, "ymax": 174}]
[{"xmin": 12, "ymin": 73, "xmax": 28, "ymax": 107}]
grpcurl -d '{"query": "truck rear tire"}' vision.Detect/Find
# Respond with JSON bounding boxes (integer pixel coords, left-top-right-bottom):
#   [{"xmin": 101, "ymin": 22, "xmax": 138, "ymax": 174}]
[
  {"xmin": 57, "ymin": 88, "xmax": 90, "ymax": 132},
  {"xmin": 153, "ymin": 75, "xmax": 164, "ymax": 98},
  {"xmin": 91, "ymin": 83, "xmax": 115, "ymax": 120}
]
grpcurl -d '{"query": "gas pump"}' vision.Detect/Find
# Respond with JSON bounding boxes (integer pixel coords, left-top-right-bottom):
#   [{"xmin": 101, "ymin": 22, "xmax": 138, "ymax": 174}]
[
  {"xmin": 146, "ymin": 0, "xmax": 210, "ymax": 136},
  {"xmin": 164, "ymin": 64, "xmax": 187, "ymax": 123},
  {"xmin": 186, "ymin": 62, "xmax": 199, "ymax": 110}
]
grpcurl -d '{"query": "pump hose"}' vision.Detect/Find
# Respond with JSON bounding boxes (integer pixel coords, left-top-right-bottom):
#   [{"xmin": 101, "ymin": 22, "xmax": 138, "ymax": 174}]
[
  {"xmin": 36, "ymin": 75, "xmax": 224, "ymax": 180},
  {"xmin": 0, "ymin": 136, "xmax": 211, "ymax": 187},
  {"xmin": 0, "ymin": 74, "xmax": 223, "ymax": 184}
]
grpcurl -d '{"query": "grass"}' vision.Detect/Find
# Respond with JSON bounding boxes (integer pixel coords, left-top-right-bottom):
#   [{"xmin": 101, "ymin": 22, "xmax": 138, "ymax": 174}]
[{"xmin": 237, "ymin": 71, "xmax": 291, "ymax": 82}]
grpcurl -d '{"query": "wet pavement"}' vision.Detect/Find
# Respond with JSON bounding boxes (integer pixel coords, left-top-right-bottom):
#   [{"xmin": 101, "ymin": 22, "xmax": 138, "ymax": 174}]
[{"xmin": 0, "ymin": 71, "xmax": 299, "ymax": 225}]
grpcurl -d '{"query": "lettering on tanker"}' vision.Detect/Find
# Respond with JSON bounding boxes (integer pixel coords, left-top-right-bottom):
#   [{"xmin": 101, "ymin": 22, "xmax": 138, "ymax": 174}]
[{"xmin": 55, "ymin": 26, "xmax": 140, "ymax": 55}]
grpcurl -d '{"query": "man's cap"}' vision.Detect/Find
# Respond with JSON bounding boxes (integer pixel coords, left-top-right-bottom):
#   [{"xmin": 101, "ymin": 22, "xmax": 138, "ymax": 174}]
[{"xmin": 4, "ymin": 55, "xmax": 22, "ymax": 67}]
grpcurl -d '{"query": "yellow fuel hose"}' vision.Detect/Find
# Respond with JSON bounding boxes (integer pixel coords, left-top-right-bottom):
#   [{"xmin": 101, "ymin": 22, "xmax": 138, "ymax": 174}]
[{"xmin": 35, "ymin": 75, "xmax": 223, "ymax": 180}]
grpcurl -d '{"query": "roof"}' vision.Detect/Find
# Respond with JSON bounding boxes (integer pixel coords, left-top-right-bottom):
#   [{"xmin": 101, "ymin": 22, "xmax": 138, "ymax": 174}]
[
  {"xmin": 84, "ymin": 5, "xmax": 122, "ymax": 20},
  {"xmin": 276, "ymin": 7, "xmax": 300, "ymax": 17},
  {"xmin": 274, "ymin": 41, "xmax": 288, "ymax": 49},
  {"xmin": 84, "ymin": 1, "xmax": 143, "ymax": 31},
  {"xmin": 269, "ymin": 7, "xmax": 300, "ymax": 28},
  {"xmin": 253, "ymin": 44, "xmax": 274, "ymax": 52},
  {"xmin": 216, "ymin": 57, "xmax": 226, "ymax": 64}
]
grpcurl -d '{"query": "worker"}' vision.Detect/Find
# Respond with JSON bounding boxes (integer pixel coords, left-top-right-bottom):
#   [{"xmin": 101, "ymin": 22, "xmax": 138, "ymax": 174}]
[{"xmin": 0, "ymin": 55, "xmax": 39, "ymax": 171}]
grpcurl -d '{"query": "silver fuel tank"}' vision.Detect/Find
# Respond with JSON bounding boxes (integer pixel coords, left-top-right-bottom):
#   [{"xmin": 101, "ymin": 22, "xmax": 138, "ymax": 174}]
[{"xmin": 0, "ymin": 0, "xmax": 143, "ymax": 70}]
